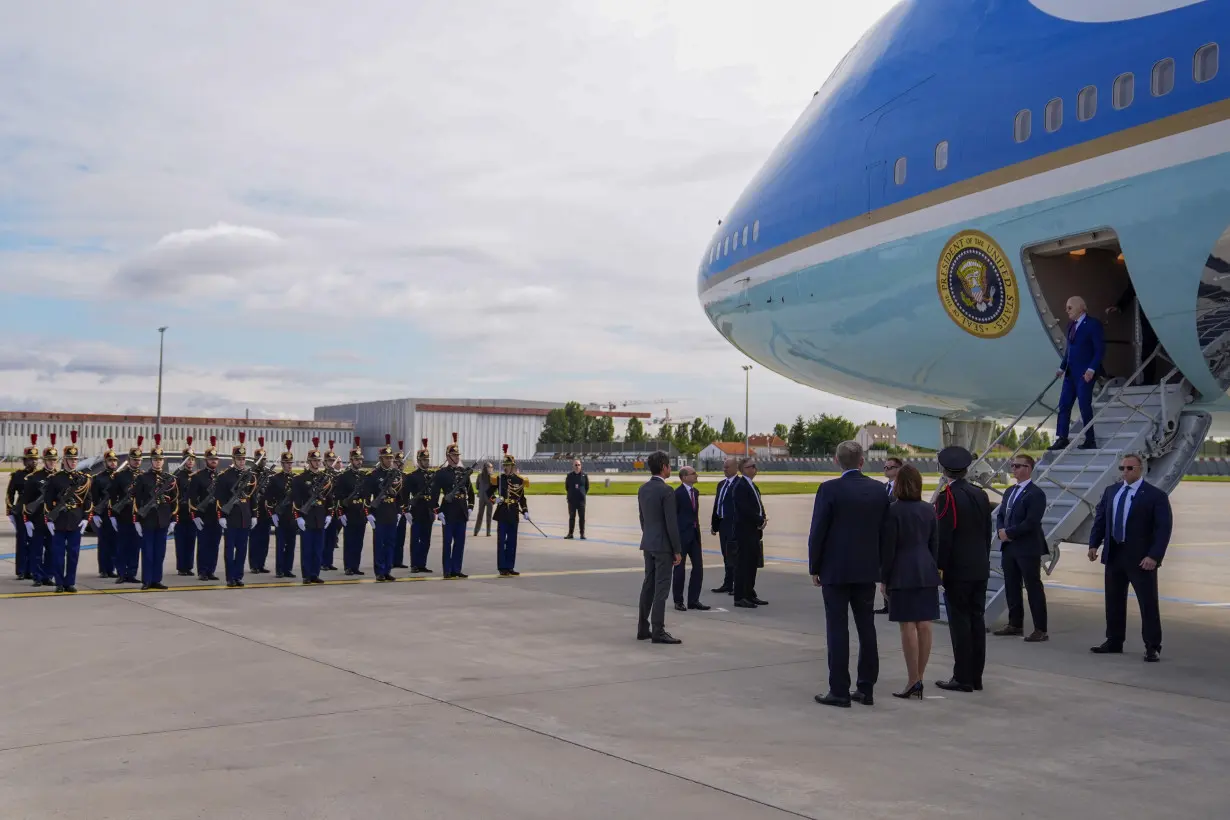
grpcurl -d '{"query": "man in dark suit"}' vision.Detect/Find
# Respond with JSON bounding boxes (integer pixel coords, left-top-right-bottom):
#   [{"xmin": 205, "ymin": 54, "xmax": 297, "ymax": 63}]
[
  {"xmin": 1088, "ymin": 453, "xmax": 1172, "ymax": 662},
  {"xmin": 876, "ymin": 457, "xmax": 902, "ymax": 614},
  {"xmin": 933, "ymin": 446, "xmax": 993, "ymax": 692},
  {"xmin": 1053, "ymin": 295, "xmax": 1105, "ymax": 450},
  {"xmin": 672, "ymin": 466, "xmax": 710, "ymax": 611},
  {"xmin": 994, "ymin": 454, "xmax": 1049, "ymax": 642},
  {"xmin": 637, "ymin": 451, "xmax": 683, "ymax": 644},
  {"xmin": 732, "ymin": 458, "xmax": 767, "ymax": 608},
  {"xmin": 709, "ymin": 458, "xmax": 739, "ymax": 594},
  {"xmin": 808, "ymin": 440, "xmax": 890, "ymax": 707}
]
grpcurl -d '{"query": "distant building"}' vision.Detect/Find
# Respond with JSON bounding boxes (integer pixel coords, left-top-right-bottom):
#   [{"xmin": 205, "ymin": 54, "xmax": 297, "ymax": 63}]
[
  {"xmin": 698, "ymin": 441, "xmax": 753, "ymax": 461},
  {"xmin": 747, "ymin": 434, "xmax": 789, "ymax": 457},
  {"xmin": 855, "ymin": 424, "xmax": 898, "ymax": 451}
]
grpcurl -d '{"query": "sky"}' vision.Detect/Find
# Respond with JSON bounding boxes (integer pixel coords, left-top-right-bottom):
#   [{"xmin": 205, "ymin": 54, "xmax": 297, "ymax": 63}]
[{"xmin": 0, "ymin": 0, "xmax": 901, "ymax": 434}]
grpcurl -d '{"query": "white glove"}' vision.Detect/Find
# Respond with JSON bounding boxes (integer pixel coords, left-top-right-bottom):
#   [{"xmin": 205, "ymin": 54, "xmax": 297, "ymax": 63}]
[
  {"xmin": 436, "ymin": 512, "xmax": 445, "ymax": 523},
  {"xmin": 250, "ymin": 518, "xmax": 257, "ymax": 529},
  {"xmin": 79, "ymin": 520, "xmax": 89, "ymax": 534},
  {"xmin": 110, "ymin": 516, "xmax": 118, "ymax": 530},
  {"xmin": 47, "ymin": 522, "xmax": 55, "ymax": 534},
  {"xmin": 92, "ymin": 515, "xmax": 102, "ymax": 528},
  {"xmin": 25, "ymin": 521, "xmax": 33, "ymax": 537},
  {"xmin": 7, "ymin": 514, "xmax": 16, "ymax": 527},
  {"xmin": 272, "ymin": 514, "xmax": 280, "ymax": 527},
  {"xmin": 135, "ymin": 523, "xmax": 144, "ymax": 537},
  {"xmin": 397, "ymin": 513, "xmax": 403, "ymax": 523},
  {"xmin": 220, "ymin": 519, "xmax": 227, "ymax": 531},
  {"xmin": 297, "ymin": 518, "xmax": 306, "ymax": 532},
  {"xmin": 194, "ymin": 518, "xmax": 204, "ymax": 531},
  {"xmin": 323, "ymin": 515, "xmax": 332, "ymax": 528},
  {"xmin": 523, "ymin": 513, "xmax": 530, "ymax": 521},
  {"xmin": 168, "ymin": 522, "xmax": 176, "ymax": 536},
  {"xmin": 366, "ymin": 514, "xmax": 375, "ymax": 526},
  {"xmin": 341, "ymin": 514, "xmax": 348, "ymax": 527}
]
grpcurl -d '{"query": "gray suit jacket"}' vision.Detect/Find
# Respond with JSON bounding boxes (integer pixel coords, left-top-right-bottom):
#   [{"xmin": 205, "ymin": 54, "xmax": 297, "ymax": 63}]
[{"xmin": 638, "ymin": 476, "xmax": 682, "ymax": 556}]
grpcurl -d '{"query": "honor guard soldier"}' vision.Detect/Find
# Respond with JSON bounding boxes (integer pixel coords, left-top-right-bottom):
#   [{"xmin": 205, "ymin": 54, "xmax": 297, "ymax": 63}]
[
  {"xmin": 322, "ymin": 440, "xmax": 342, "ymax": 571},
  {"xmin": 173, "ymin": 437, "xmax": 197, "ymax": 576},
  {"xmin": 404, "ymin": 438, "xmax": 437, "ymax": 573},
  {"xmin": 189, "ymin": 436, "xmax": 223, "ymax": 582},
  {"xmin": 214, "ymin": 433, "xmax": 258, "ymax": 587},
  {"xmin": 933, "ymin": 446, "xmax": 993, "ymax": 693},
  {"xmin": 431, "ymin": 432, "xmax": 475, "ymax": 578},
  {"xmin": 6, "ymin": 434, "xmax": 40, "ymax": 581},
  {"xmin": 90, "ymin": 439, "xmax": 121, "ymax": 578},
  {"xmin": 107, "ymin": 437, "xmax": 145, "ymax": 585},
  {"xmin": 364, "ymin": 435, "xmax": 405, "ymax": 581},
  {"xmin": 335, "ymin": 437, "xmax": 369, "ymax": 576},
  {"xmin": 291, "ymin": 438, "xmax": 333, "ymax": 584},
  {"xmin": 247, "ymin": 436, "xmax": 274, "ymax": 575},
  {"xmin": 392, "ymin": 441, "xmax": 409, "ymax": 569},
  {"xmin": 490, "ymin": 445, "xmax": 529, "ymax": 577},
  {"xmin": 43, "ymin": 431, "xmax": 93, "ymax": 593},
  {"xmin": 266, "ymin": 439, "xmax": 299, "ymax": 578},
  {"xmin": 20, "ymin": 434, "xmax": 60, "ymax": 587},
  {"xmin": 133, "ymin": 435, "xmax": 179, "ymax": 591}
]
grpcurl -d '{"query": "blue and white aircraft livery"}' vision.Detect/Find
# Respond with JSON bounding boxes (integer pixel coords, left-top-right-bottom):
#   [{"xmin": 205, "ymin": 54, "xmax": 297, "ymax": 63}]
[{"xmin": 699, "ymin": 0, "xmax": 1229, "ymax": 445}]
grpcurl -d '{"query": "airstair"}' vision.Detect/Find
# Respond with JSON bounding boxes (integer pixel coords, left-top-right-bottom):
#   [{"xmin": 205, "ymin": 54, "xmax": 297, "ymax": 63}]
[{"xmin": 946, "ymin": 348, "xmax": 1211, "ymax": 627}]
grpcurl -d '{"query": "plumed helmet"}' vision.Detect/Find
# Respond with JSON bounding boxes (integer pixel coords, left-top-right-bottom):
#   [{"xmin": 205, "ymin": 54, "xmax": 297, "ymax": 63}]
[
  {"xmin": 128, "ymin": 435, "xmax": 144, "ymax": 460},
  {"xmin": 445, "ymin": 432, "xmax": 460, "ymax": 457},
  {"xmin": 307, "ymin": 436, "xmax": 322, "ymax": 460},
  {"xmin": 379, "ymin": 434, "xmax": 394, "ymax": 458},
  {"xmin": 502, "ymin": 443, "xmax": 515, "ymax": 468},
  {"xmin": 63, "ymin": 430, "xmax": 80, "ymax": 459},
  {"xmin": 149, "ymin": 433, "xmax": 164, "ymax": 458},
  {"xmin": 43, "ymin": 432, "xmax": 59, "ymax": 460},
  {"xmin": 232, "ymin": 431, "xmax": 247, "ymax": 457},
  {"xmin": 281, "ymin": 438, "xmax": 295, "ymax": 463},
  {"xmin": 182, "ymin": 435, "xmax": 195, "ymax": 459},
  {"xmin": 23, "ymin": 433, "xmax": 39, "ymax": 460},
  {"xmin": 204, "ymin": 435, "xmax": 219, "ymax": 458}
]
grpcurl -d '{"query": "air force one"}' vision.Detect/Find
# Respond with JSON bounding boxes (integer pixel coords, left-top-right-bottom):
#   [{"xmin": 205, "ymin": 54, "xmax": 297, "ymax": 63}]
[{"xmin": 701, "ymin": 0, "xmax": 1229, "ymax": 456}]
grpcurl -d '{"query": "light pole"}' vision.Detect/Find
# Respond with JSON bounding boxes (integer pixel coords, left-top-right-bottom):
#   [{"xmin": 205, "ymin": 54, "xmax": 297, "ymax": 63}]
[
  {"xmin": 741, "ymin": 364, "xmax": 752, "ymax": 457},
  {"xmin": 156, "ymin": 327, "xmax": 168, "ymax": 437}
]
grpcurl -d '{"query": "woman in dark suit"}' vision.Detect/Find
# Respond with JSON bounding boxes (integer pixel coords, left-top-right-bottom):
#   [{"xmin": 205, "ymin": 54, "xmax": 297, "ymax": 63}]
[{"xmin": 882, "ymin": 464, "xmax": 941, "ymax": 699}]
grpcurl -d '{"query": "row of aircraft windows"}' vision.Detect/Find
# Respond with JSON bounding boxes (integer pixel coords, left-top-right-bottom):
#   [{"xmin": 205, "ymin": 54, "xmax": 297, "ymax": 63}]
[
  {"xmin": 709, "ymin": 219, "xmax": 761, "ymax": 264},
  {"xmin": 1013, "ymin": 43, "xmax": 1218, "ymax": 143}
]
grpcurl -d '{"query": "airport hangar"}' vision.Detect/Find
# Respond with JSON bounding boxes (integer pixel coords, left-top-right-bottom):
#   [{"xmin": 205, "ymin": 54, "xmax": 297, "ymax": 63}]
[{"xmin": 313, "ymin": 398, "xmax": 650, "ymax": 465}]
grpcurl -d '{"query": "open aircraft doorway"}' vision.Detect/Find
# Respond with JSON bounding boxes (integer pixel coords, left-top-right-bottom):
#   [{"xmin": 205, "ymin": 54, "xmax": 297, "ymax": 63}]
[{"xmin": 1022, "ymin": 229, "xmax": 1165, "ymax": 385}]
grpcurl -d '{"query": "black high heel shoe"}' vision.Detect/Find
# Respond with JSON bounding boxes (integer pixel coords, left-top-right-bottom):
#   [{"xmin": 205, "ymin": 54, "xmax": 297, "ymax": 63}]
[{"xmin": 892, "ymin": 681, "xmax": 924, "ymax": 700}]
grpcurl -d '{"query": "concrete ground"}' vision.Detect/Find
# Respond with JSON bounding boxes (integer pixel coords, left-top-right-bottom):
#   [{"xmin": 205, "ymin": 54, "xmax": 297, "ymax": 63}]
[{"xmin": 2, "ymin": 486, "xmax": 1229, "ymax": 819}]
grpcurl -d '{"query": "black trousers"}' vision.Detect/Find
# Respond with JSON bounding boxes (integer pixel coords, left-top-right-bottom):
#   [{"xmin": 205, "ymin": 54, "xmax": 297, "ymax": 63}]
[
  {"xmin": 943, "ymin": 580, "xmax": 987, "ymax": 687},
  {"xmin": 1105, "ymin": 557, "xmax": 1162, "ymax": 650},
  {"xmin": 718, "ymin": 529, "xmax": 736, "ymax": 590},
  {"xmin": 567, "ymin": 500, "xmax": 586, "ymax": 536},
  {"xmin": 638, "ymin": 551, "xmax": 673, "ymax": 634},
  {"xmin": 1002, "ymin": 549, "xmax": 1048, "ymax": 632},
  {"xmin": 732, "ymin": 534, "xmax": 758, "ymax": 602},
  {"xmin": 672, "ymin": 538, "xmax": 703, "ymax": 605},
  {"xmin": 822, "ymin": 583, "xmax": 879, "ymax": 696}
]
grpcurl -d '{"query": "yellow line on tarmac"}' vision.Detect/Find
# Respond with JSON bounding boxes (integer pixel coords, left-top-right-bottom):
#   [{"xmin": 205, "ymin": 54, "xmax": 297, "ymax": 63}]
[{"xmin": 0, "ymin": 566, "xmax": 646, "ymax": 600}]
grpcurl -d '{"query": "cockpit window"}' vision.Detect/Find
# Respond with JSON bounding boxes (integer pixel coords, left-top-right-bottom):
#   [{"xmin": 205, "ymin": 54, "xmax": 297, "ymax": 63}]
[
  {"xmin": 935, "ymin": 141, "xmax": 948, "ymax": 171},
  {"xmin": 1045, "ymin": 98, "xmax": 1063, "ymax": 133},
  {"xmin": 1113, "ymin": 73, "xmax": 1135, "ymax": 109},
  {"xmin": 1077, "ymin": 86, "xmax": 1097, "ymax": 121},
  {"xmin": 1152, "ymin": 58, "xmax": 1175, "ymax": 96},
  {"xmin": 894, "ymin": 156, "xmax": 907, "ymax": 185},
  {"xmin": 1195, "ymin": 43, "xmax": 1218, "ymax": 83},
  {"xmin": 1014, "ymin": 109, "xmax": 1032, "ymax": 143}
]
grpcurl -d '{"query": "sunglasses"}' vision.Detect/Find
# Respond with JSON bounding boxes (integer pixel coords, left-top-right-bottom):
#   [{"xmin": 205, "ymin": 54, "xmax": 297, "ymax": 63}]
[
  {"xmin": 1118, "ymin": 465, "xmax": 1140, "ymax": 471},
  {"xmin": 1011, "ymin": 463, "xmax": 1030, "ymax": 469}
]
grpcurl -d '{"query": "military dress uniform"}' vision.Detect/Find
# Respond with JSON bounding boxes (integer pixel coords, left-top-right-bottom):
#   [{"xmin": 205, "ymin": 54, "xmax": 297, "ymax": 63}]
[
  {"xmin": 335, "ymin": 438, "xmax": 369, "ymax": 576},
  {"xmin": 364, "ymin": 436, "xmax": 405, "ymax": 581},
  {"xmin": 189, "ymin": 436, "xmax": 223, "ymax": 582},
  {"xmin": 133, "ymin": 435, "xmax": 179, "ymax": 590},
  {"xmin": 404, "ymin": 439, "xmax": 437, "ymax": 573},
  {"xmin": 90, "ymin": 439, "xmax": 120, "ymax": 578},
  {"xmin": 431, "ymin": 433, "xmax": 475, "ymax": 578},
  {"xmin": 265, "ymin": 440, "xmax": 299, "ymax": 578},
  {"xmin": 214, "ymin": 434, "xmax": 258, "ymax": 587},
  {"xmin": 392, "ymin": 441, "xmax": 409, "ymax": 569},
  {"xmin": 491, "ymin": 445, "xmax": 529, "ymax": 577},
  {"xmin": 20, "ymin": 435, "xmax": 59, "ymax": 586},
  {"xmin": 108, "ymin": 437, "xmax": 145, "ymax": 584},
  {"xmin": 292, "ymin": 439, "xmax": 333, "ymax": 584},
  {"xmin": 43, "ymin": 431, "xmax": 92, "ymax": 592},
  {"xmin": 173, "ymin": 438, "xmax": 197, "ymax": 576},
  {"xmin": 5, "ymin": 436, "xmax": 39, "ymax": 580},
  {"xmin": 322, "ymin": 441, "xmax": 342, "ymax": 571},
  {"xmin": 247, "ymin": 437, "xmax": 274, "ymax": 575}
]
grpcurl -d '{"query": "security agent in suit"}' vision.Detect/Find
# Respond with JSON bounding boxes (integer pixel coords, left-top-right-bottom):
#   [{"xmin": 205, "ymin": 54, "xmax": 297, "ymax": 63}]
[
  {"xmin": 808, "ymin": 440, "xmax": 890, "ymax": 707},
  {"xmin": 1088, "ymin": 454, "xmax": 1172, "ymax": 662},
  {"xmin": 933, "ymin": 446, "xmax": 993, "ymax": 693},
  {"xmin": 671, "ymin": 466, "xmax": 710, "ymax": 611},
  {"xmin": 994, "ymin": 454, "xmax": 1049, "ymax": 641},
  {"xmin": 564, "ymin": 459, "xmax": 589, "ymax": 539},
  {"xmin": 1053, "ymin": 295, "xmax": 1105, "ymax": 450},
  {"xmin": 636, "ymin": 451, "xmax": 683, "ymax": 644},
  {"xmin": 709, "ymin": 457, "xmax": 739, "ymax": 594},
  {"xmin": 732, "ymin": 458, "xmax": 767, "ymax": 607}
]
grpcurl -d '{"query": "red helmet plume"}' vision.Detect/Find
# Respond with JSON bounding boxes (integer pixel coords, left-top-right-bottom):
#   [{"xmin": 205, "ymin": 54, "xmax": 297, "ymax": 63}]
[
  {"xmin": 210, "ymin": 435, "xmax": 217, "ymax": 446},
  {"xmin": 49, "ymin": 433, "xmax": 57, "ymax": 445},
  {"xmin": 328, "ymin": 439, "xmax": 335, "ymax": 450},
  {"xmin": 154, "ymin": 433, "xmax": 161, "ymax": 446},
  {"xmin": 285, "ymin": 439, "xmax": 293, "ymax": 450},
  {"xmin": 312, "ymin": 437, "xmax": 320, "ymax": 448},
  {"xmin": 106, "ymin": 438, "xmax": 113, "ymax": 449},
  {"xmin": 385, "ymin": 433, "xmax": 391, "ymax": 445},
  {"xmin": 136, "ymin": 435, "xmax": 144, "ymax": 447},
  {"xmin": 354, "ymin": 436, "xmax": 361, "ymax": 447},
  {"xmin": 502, "ymin": 443, "xmax": 508, "ymax": 454},
  {"xmin": 258, "ymin": 436, "xmax": 265, "ymax": 447},
  {"xmin": 238, "ymin": 432, "xmax": 246, "ymax": 444},
  {"xmin": 186, "ymin": 435, "xmax": 193, "ymax": 446},
  {"xmin": 398, "ymin": 440, "xmax": 404, "ymax": 451},
  {"xmin": 71, "ymin": 430, "xmax": 78, "ymax": 444},
  {"xmin": 422, "ymin": 438, "xmax": 428, "ymax": 448}
]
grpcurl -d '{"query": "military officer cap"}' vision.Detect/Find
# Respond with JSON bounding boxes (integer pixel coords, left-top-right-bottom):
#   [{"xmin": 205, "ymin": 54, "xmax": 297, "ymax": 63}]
[
  {"xmin": 182, "ymin": 435, "xmax": 195, "ymax": 459},
  {"xmin": 150, "ymin": 433, "xmax": 164, "ymax": 458},
  {"xmin": 281, "ymin": 438, "xmax": 295, "ymax": 463},
  {"xmin": 232, "ymin": 432, "xmax": 247, "ymax": 457},
  {"xmin": 937, "ymin": 446, "xmax": 973, "ymax": 472},
  {"xmin": 103, "ymin": 438, "xmax": 117, "ymax": 460},
  {"xmin": 502, "ymin": 443, "xmax": 515, "ymax": 468},
  {"xmin": 349, "ymin": 436, "xmax": 363, "ymax": 459},
  {"xmin": 379, "ymin": 434, "xmax": 394, "ymax": 458},
  {"xmin": 203, "ymin": 435, "xmax": 219, "ymax": 458},
  {"xmin": 416, "ymin": 438, "xmax": 430, "ymax": 461},
  {"xmin": 43, "ymin": 433, "xmax": 59, "ymax": 460},
  {"xmin": 396, "ymin": 440, "xmax": 405, "ymax": 460},
  {"xmin": 308, "ymin": 437, "xmax": 322, "ymax": 460},
  {"xmin": 255, "ymin": 436, "xmax": 267, "ymax": 458},
  {"xmin": 445, "ymin": 432, "xmax": 460, "ymax": 457},
  {"xmin": 324, "ymin": 439, "xmax": 337, "ymax": 460},
  {"xmin": 23, "ymin": 433, "xmax": 40, "ymax": 460},
  {"xmin": 128, "ymin": 435, "xmax": 144, "ymax": 460},
  {"xmin": 62, "ymin": 430, "xmax": 80, "ymax": 459}
]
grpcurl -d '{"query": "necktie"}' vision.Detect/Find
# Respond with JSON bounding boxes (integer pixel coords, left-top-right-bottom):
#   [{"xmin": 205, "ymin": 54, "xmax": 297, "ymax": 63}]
[
  {"xmin": 886, "ymin": 481, "xmax": 893, "ymax": 497},
  {"xmin": 1113, "ymin": 485, "xmax": 1130, "ymax": 543},
  {"xmin": 1068, "ymin": 322, "xmax": 1078, "ymax": 342},
  {"xmin": 691, "ymin": 488, "xmax": 697, "ymax": 513},
  {"xmin": 1006, "ymin": 485, "xmax": 1019, "ymax": 517}
]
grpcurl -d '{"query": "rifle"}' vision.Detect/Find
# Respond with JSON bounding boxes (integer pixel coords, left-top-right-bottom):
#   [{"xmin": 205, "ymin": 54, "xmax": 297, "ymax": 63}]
[
  {"xmin": 334, "ymin": 469, "xmax": 367, "ymax": 510},
  {"xmin": 220, "ymin": 467, "xmax": 257, "ymax": 515},
  {"xmin": 298, "ymin": 471, "xmax": 332, "ymax": 515},
  {"xmin": 46, "ymin": 472, "xmax": 91, "ymax": 524},
  {"xmin": 370, "ymin": 469, "xmax": 402, "ymax": 509},
  {"xmin": 137, "ymin": 472, "xmax": 177, "ymax": 518}
]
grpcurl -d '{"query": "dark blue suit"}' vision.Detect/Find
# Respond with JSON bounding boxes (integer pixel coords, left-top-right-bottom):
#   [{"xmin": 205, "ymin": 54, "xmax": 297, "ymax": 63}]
[
  {"xmin": 672, "ymin": 484, "xmax": 704, "ymax": 606},
  {"xmin": 995, "ymin": 481, "xmax": 1048, "ymax": 633},
  {"xmin": 710, "ymin": 477, "xmax": 738, "ymax": 591},
  {"xmin": 1089, "ymin": 480, "xmax": 1171, "ymax": 650},
  {"xmin": 807, "ymin": 471, "xmax": 890, "ymax": 698},
  {"xmin": 1057, "ymin": 314, "xmax": 1105, "ymax": 444}
]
